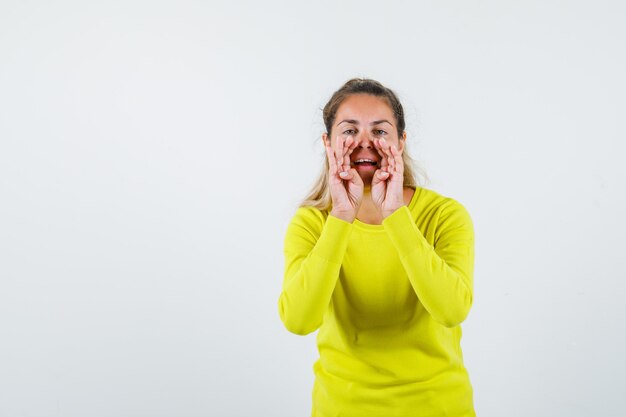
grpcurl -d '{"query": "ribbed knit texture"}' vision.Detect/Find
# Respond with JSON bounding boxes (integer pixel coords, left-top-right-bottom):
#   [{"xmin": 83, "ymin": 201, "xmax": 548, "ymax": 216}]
[{"xmin": 279, "ymin": 187, "xmax": 476, "ymax": 417}]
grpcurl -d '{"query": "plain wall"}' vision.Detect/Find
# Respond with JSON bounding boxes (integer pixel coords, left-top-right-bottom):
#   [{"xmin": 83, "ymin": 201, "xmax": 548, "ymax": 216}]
[{"xmin": 1, "ymin": 0, "xmax": 625, "ymax": 416}]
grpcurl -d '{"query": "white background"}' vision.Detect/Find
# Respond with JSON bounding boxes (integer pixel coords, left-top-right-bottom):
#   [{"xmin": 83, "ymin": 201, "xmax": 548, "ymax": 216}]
[{"xmin": 1, "ymin": 1, "xmax": 625, "ymax": 416}]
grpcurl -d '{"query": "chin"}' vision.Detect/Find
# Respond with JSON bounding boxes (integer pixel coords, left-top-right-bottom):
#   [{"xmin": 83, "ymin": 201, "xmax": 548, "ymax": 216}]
[{"xmin": 357, "ymin": 172, "xmax": 374, "ymax": 185}]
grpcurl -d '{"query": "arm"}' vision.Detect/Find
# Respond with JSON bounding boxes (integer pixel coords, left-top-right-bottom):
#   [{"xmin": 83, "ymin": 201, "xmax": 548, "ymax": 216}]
[
  {"xmin": 278, "ymin": 209, "xmax": 353, "ymax": 335},
  {"xmin": 383, "ymin": 200, "xmax": 475, "ymax": 327}
]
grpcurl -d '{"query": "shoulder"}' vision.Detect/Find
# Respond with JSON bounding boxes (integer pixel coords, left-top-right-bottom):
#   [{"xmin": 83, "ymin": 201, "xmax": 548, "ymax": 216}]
[
  {"xmin": 411, "ymin": 187, "xmax": 474, "ymax": 236},
  {"xmin": 284, "ymin": 205, "xmax": 330, "ymax": 244},
  {"xmin": 412, "ymin": 186, "xmax": 471, "ymax": 215}
]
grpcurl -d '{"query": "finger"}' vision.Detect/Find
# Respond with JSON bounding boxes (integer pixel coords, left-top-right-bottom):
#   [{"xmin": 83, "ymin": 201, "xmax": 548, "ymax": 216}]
[
  {"xmin": 373, "ymin": 139, "xmax": 389, "ymax": 172},
  {"xmin": 371, "ymin": 168, "xmax": 390, "ymax": 187},
  {"xmin": 342, "ymin": 135, "xmax": 354, "ymax": 172},
  {"xmin": 325, "ymin": 142, "xmax": 339, "ymax": 176},
  {"xmin": 346, "ymin": 136, "xmax": 359, "ymax": 169},
  {"xmin": 389, "ymin": 144, "xmax": 403, "ymax": 174},
  {"xmin": 386, "ymin": 142, "xmax": 397, "ymax": 173},
  {"xmin": 334, "ymin": 135, "xmax": 346, "ymax": 175},
  {"xmin": 346, "ymin": 168, "xmax": 363, "ymax": 187},
  {"xmin": 379, "ymin": 138, "xmax": 394, "ymax": 171},
  {"xmin": 373, "ymin": 138, "xmax": 385, "ymax": 158}
]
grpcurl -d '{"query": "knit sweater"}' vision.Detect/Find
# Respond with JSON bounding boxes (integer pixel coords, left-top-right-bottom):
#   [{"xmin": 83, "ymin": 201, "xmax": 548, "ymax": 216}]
[{"xmin": 278, "ymin": 186, "xmax": 476, "ymax": 417}]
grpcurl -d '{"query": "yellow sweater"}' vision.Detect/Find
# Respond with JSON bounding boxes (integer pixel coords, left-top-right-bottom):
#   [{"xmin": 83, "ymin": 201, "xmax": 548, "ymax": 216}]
[{"xmin": 278, "ymin": 187, "xmax": 476, "ymax": 417}]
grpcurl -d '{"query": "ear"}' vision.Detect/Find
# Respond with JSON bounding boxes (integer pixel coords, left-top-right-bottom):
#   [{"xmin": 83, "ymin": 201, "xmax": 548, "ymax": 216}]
[
  {"xmin": 322, "ymin": 133, "xmax": 330, "ymax": 147},
  {"xmin": 398, "ymin": 131, "xmax": 407, "ymax": 153}
]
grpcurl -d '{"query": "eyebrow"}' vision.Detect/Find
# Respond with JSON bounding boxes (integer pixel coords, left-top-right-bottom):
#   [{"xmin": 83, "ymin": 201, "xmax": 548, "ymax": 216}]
[{"xmin": 336, "ymin": 119, "xmax": 393, "ymax": 126}]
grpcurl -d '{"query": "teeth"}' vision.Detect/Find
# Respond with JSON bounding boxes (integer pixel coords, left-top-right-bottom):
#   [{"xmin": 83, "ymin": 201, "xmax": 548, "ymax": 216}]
[{"xmin": 355, "ymin": 159, "xmax": 375, "ymax": 163}]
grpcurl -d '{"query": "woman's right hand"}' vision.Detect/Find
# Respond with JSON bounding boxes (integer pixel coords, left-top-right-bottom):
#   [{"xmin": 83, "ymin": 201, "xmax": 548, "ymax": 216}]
[{"xmin": 325, "ymin": 135, "xmax": 363, "ymax": 223}]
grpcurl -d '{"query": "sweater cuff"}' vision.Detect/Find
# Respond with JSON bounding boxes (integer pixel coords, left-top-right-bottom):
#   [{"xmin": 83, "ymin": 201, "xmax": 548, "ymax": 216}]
[
  {"xmin": 311, "ymin": 214, "xmax": 354, "ymax": 264},
  {"xmin": 382, "ymin": 205, "xmax": 428, "ymax": 257}
]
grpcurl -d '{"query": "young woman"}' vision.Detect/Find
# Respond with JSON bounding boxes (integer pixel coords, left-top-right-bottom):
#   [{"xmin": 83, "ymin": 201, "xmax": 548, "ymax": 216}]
[{"xmin": 278, "ymin": 78, "xmax": 476, "ymax": 417}]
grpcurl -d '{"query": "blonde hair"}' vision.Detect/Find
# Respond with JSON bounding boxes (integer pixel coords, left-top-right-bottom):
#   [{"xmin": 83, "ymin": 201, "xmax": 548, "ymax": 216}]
[{"xmin": 300, "ymin": 78, "xmax": 427, "ymax": 210}]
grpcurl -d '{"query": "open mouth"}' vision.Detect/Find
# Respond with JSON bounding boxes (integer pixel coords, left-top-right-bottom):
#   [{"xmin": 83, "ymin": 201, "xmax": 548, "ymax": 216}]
[{"xmin": 351, "ymin": 158, "xmax": 378, "ymax": 167}]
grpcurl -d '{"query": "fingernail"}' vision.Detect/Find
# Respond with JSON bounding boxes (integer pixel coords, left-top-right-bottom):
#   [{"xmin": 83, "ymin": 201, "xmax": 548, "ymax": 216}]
[{"xmin": 339, "ymin": 171, "xmax": 348, "ymax": 178}]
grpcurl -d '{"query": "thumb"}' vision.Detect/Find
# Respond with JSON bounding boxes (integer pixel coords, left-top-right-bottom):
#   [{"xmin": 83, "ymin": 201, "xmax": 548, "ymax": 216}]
[
  {"xmin": 372, "ymin": 169, "xmax": 389, "ymax": 186},
  {"xmin": 347, "ymin": 168, "xmax": 363, "ymax": 186},
  {"xmin": 339, "ymin": 170, "xmax": 352, "ymax": 180}
]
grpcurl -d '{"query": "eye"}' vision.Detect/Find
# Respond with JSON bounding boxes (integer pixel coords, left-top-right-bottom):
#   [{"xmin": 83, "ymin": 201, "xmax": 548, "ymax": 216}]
[
  {"xmin": 343, "ymin": 129, "xmax": 356, "ymax": 135},
  {"xmin": 374, "ymin": 129, "xmax": 387, "ymax": 135}
]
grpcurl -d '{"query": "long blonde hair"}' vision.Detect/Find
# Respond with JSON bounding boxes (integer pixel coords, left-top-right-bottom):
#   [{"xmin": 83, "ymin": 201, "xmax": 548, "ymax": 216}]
[{"xmin": 300, "ymin": 78, "xmax": 427, "ymax": 210}]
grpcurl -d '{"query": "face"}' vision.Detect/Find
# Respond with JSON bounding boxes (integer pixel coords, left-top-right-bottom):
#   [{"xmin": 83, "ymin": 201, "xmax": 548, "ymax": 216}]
[{"xmin": 323, "ymin": 94, "xmax": 406, "ymax": 185}]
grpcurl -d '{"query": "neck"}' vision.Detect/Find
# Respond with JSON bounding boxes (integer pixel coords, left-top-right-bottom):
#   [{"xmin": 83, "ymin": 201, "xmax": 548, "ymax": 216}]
[{"xmin": 362, "ymin": 184, "xmax": 373, "ymax": 200}]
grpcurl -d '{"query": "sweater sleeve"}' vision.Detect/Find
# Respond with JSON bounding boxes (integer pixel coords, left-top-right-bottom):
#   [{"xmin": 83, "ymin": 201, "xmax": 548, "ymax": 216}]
[
  {"xmin": 278, "ymin": 208, "xmax": 353, "ymax": 335},
  {"xmin": 382, "ymin": 200, "xmax": 475, "ymax": 328}
]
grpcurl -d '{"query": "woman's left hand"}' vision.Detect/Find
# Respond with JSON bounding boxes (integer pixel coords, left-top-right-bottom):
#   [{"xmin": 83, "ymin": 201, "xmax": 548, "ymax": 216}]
[{"xmin": 371, "ymin": 138, "xmax": 405, "ymax": 219}]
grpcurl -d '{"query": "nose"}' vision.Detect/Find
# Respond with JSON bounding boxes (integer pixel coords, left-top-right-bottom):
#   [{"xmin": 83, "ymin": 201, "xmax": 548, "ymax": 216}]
[{"xmin": 355, "ymin": 131, "xmax": 374, "ymax": 148}]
